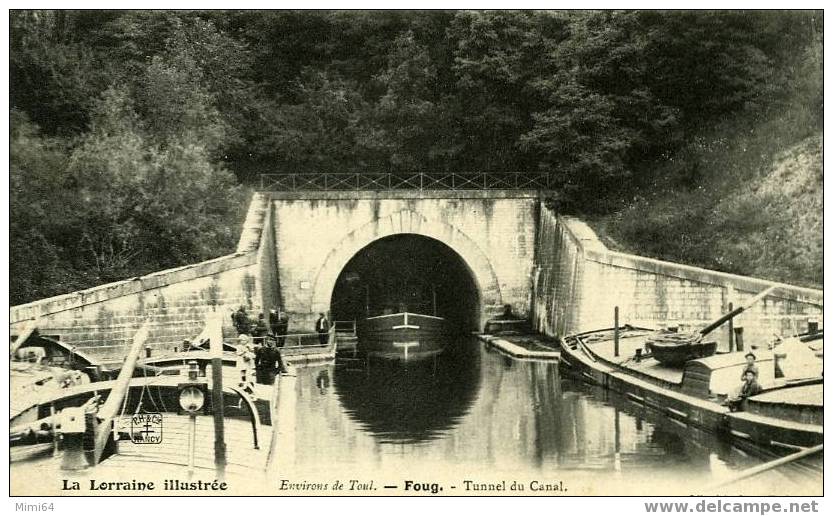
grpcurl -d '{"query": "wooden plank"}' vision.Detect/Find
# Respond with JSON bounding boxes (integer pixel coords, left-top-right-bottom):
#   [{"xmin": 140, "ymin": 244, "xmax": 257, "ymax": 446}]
[
  {"xmin": 94, "ymin": 321, "xmax": 150, "ymax": 465},
  {"xmin": 113, "ymin": 415, "xmax": 271, "ymax": 471},
  {"xmin": 705, "ymin": 444, "xmax": 822, "ymax": 491}
]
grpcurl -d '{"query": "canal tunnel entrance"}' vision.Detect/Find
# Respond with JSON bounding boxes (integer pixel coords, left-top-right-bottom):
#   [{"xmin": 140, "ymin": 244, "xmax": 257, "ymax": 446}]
[{"xmin": 330, "ymin": 234, "xmax": 481, "ymax": 334}]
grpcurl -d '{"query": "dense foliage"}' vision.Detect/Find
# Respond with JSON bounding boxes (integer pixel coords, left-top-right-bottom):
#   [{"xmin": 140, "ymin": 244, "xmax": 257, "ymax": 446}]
[{"xmin": 10, "ymin": 10, "xmax": 822, "ymax": 303}]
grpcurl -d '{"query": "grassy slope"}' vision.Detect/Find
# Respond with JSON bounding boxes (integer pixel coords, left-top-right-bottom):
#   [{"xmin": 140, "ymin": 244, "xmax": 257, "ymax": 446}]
[{"xmin": 588, "ymin": 112, "xmax": 822, "ymax": 289}]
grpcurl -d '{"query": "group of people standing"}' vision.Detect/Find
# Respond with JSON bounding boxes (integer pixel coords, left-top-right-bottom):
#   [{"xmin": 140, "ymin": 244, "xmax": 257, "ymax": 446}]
[
  {"xmin": 232, "ymin": 306, "xmax": 332, "ymax": 394},
  {"xmin": 232, "ymin": 306, "xmax": 290, "ymax": 346},
  {"xmin": 232, "ymin": 306, "xmax": 291, "ymax": 394}
]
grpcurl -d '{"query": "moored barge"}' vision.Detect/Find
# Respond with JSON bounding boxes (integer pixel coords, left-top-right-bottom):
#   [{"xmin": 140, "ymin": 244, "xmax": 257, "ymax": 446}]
[
  {"xmin": 559, "ymin": 327, "xmax": 823, "ymax": 449},
  {"xmin": 359, "ymin": 312, "xmax": 448, "ymax": 360}
]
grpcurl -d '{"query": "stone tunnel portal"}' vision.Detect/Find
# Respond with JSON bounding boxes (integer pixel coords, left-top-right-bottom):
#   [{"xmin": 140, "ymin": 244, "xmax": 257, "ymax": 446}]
[{"xmin": 330, "ymin": 234, "xmax": 481, "ymax": 334}]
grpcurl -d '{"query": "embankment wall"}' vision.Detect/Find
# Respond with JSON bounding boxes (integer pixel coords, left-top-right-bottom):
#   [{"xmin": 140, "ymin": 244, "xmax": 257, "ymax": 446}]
[
  {"xmin": 532, "ymin": 204, "xmax": 823, "ymax": 347},
  {"xmin": 10, "ymin": 194, "xmax": 276, "ymax": 362}
]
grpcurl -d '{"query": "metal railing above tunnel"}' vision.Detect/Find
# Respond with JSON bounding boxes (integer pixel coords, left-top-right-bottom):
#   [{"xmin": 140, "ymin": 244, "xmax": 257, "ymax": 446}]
[{"xmin": 260, "ymin": 172, "xmax": 551, "ymax": 191}]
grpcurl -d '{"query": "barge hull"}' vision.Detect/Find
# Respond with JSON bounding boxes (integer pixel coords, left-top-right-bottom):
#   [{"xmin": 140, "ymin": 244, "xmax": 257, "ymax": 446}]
[{"xmin": 560, "ymin": 331, "xmax": 822, "ymax": 449}]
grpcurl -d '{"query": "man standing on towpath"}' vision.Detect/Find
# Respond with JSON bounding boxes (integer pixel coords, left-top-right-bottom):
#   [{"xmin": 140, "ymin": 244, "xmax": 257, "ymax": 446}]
[{"xmin": 316, "ymin": 313, "xmax": 330, "ymax": 344}]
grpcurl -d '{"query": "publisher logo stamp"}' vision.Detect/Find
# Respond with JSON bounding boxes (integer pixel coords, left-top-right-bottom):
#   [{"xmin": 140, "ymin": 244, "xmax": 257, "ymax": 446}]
[{"xmin": 128, "ymin": 413, "xmax": 163, "ymax": 444}]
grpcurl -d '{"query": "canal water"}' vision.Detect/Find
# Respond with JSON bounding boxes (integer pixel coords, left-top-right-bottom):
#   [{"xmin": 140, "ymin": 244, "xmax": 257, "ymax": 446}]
[{"xmin": 286, "ymin": 338, "xmax": 821, "ymax": 495}]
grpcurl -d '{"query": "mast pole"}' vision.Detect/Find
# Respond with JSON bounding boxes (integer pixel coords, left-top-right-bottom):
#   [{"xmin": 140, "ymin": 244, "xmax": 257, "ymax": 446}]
[{"xmin": 208, "ymin": 313, "xmax": 227, "ymax": 480}]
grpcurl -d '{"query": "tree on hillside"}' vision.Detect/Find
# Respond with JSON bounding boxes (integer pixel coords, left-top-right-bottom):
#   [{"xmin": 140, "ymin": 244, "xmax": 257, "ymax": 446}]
[
  {"xmin": 10, "ymin": 111, "xmax": 76, "ymax": 303},
  {"xmin": 256, "ymin": 69, "xmax": 385, "ymax": 173},
  {"xmin": 518, "ymin": 11, "xmax": 677, "ymax": 206},
  {"xmin": 68, "ymin": 86, "xmax": 241, "ymax": 278},
  {"xmin": 642, "ymin": 11, "xmax": 777, "ymax": 124},
  {"xmin": 373, "ymin": 31, "xmax": 448, "ymax": 170},
  {"xmin": 9, "ymin": 9, "xmax": 823, "ymax": 301},
  {"xmin": 9, "ymin": 11, "xmax": 113, "ymax": 134},
  {"xmin": 448, "ymin": 10, "xmax": 557, "ymax": 171}
]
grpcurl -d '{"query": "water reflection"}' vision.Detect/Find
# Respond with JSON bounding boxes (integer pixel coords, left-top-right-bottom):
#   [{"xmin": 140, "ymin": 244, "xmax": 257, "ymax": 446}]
[
  {"xmin": 333, "ymin": 340, "xmax": 481, "ymax": 443},
  {"xmin": 315, "ymin": 369, "xmax": 331, "ymax": 394},
  {"xmin": 287, "ymin": 339, "xmax": 819, "ymax": 493}
]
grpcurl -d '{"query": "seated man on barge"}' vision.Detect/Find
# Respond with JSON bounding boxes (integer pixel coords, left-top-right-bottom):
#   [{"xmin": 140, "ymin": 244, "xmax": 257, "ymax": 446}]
[{"xmin": 725, "ymin": 370, "xmax": 763, "ymax": 412}]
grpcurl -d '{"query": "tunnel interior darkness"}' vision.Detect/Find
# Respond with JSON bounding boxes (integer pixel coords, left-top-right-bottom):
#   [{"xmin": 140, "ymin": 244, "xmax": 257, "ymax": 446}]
[{"xmin": 330, "ymin": 234, "xmax": 480, "ymax": 332}]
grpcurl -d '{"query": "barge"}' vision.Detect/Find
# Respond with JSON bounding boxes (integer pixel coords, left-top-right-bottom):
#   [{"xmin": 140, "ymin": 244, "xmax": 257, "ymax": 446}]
[
  {"xmin": 559, "ymin": 327, "xmax": 823, "ymax": 449},
  {"xmin": 359, "ymin": 312, "xmax": 448, "ymax": 360},
  {"xmin": 10, "ymin": 317, "xmax": 289, "ymax": 494}
]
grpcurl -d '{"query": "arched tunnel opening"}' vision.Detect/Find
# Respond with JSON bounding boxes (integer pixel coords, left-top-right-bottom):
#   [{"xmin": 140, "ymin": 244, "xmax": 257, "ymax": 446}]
[{"xmin": 330, "ymin": 234, "xmax": 481, "ymax": 334}]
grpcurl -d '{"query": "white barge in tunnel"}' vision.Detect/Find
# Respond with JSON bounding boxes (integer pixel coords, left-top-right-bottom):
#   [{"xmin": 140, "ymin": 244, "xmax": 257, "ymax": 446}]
[{"xmin": 359, "ymin": 312, "xmax": 448, "ymax": 360}]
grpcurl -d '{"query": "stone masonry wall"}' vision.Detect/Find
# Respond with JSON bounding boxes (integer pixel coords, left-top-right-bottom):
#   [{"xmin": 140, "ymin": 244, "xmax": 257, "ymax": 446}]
[
  {"xmin": 256, "ymin": 201, "xmax": 281, "ymax": 316},
  {"xmin": 530, "ymin": 207, "xmax": 582, "ymax": 336},
  {"xmin": 532, "ymin": 203, "xmax": 823, "ymax": 348},
  {"xmin": 270, "ymin": 191, "xmax": 538, "ymax": 332},
  {"xmin": 10, "ymin": 193, "xmax": 274, "ymax": 363},
  {"xmin": 10, "ymin": 190, "xmax": 537, "ymax": 358},
  {"xmin": 17, "ymin": 191, "xmax": 815, "ymax": 361}
]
